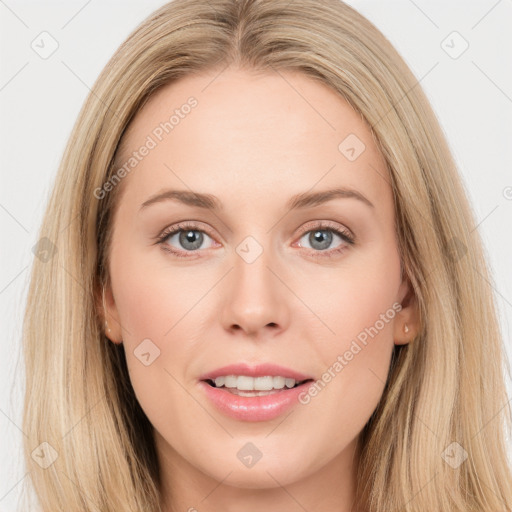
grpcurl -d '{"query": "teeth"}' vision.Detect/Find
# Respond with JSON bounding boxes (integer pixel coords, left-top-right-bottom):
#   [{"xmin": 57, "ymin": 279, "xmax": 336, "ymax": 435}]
[
  {"xmin": 274, "ymin": 376, "xmax": 286, "ymax": 389},
  {"xmin": 237, "ymin": 375, "xmax": 256, "ymax": 390},
  {"xmin": 212, "ymin": 375, "xmax": 300, "ymax": 391},
  {"xmin": 224, "ymin": 375, "xmax": 238, "ymax": 388},
  {"xmin": 285, "ymin": 378, "xmax": 295, "ymax": 388},
  {"xmin": 214, "ymin": 376, "xmax": 226, "ymax": 387}
]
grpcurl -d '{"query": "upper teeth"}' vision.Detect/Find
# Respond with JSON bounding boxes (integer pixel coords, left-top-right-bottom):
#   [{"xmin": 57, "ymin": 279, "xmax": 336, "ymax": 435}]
[{"xmin": 213, "ymin": 375, "xmax": 300, "ymax": 391}]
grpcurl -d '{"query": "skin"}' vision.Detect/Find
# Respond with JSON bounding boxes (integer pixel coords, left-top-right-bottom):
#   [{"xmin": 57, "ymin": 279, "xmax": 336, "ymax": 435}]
[{"xmin": 102, "ymin": 66, "xmax": 419, "ymax": 512}]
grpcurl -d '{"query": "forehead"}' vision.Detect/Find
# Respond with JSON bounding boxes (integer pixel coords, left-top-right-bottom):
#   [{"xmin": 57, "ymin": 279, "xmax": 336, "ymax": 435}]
[{"xmin": 114, "ymin": 66, "xmax": 391, "ymax": 214}]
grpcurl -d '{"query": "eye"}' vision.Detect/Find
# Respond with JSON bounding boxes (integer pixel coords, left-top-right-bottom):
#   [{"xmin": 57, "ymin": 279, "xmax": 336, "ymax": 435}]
[
  {"xmin": 156, "ymin": 221, "xmax": 217, "ymax": 258},
  {"xmin": 295, "ymin": 221, "xmax": 355, "ymax": 259}
]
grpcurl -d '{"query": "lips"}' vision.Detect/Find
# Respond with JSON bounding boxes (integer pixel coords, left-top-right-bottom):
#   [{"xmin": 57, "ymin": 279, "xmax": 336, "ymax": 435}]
[{"xmin": 197, "ymin": 362, "xmax": 315, "ymax": 422}]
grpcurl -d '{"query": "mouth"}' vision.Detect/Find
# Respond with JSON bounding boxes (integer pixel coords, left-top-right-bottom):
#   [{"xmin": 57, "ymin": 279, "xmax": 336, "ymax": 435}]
[
  {"xmin": 198, "ymin": 363, "xmax": 315, "ymax": 421},
  {"xmin": 199, "ymin": 376, "xmax": 315, "ymax": 421}
]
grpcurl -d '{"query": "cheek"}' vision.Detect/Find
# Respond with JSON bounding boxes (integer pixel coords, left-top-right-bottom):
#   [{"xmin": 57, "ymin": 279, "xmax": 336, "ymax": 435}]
[
  {"xmin": 293, "ymin": 248, "xmax": 401, "ymax": 427},
  {"xmin": 110, "ymin": 239, "xmax": 200, "ymax": 341},
  {"xmin": 297, "ymin": 244, "xmax": 401, "ymax": 353},
  {"xmin": 108, "ymin": 243, "xmax": 180, "ymax": 398},
  {"xmin": 331, "ymin": 263, "xmax": 399, "ymax": 351},
  {"xmin": 108, "ymin": 240, "xmax": 219, "ymax": 414}
]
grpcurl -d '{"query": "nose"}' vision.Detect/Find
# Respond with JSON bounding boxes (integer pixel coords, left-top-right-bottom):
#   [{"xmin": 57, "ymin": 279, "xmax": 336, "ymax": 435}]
[{"xmin": 220, "ymin": 246, "xmax": 290, "ymax": 337}]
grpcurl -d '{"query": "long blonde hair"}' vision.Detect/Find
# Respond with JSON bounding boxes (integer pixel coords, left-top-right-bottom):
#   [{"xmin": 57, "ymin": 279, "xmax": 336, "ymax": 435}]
[{"xmin": 21, "ymin": 0, "xmax": 512, "ymax": 510}]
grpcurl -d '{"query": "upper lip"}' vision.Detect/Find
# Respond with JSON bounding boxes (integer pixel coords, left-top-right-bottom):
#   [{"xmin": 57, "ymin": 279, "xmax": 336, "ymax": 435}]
[{"xmin": 199, "ymin": 363, "xmax": 314, "ymax": 382}]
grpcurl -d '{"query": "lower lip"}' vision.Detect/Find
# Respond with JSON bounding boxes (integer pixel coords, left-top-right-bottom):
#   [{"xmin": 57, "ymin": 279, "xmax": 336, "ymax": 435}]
[{"xmin": 198, "ymin": 380, "xmax": 312, "ymax": 422}]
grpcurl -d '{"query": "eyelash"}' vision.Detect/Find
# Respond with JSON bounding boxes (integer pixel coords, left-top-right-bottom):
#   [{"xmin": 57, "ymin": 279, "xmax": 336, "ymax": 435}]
[{"xmin": 154, "ymin": 220, "xmax": 355, "ymax": 259}]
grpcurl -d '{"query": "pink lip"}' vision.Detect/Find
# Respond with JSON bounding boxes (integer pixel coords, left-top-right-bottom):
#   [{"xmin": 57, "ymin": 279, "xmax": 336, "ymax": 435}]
[
  {"xmin": 198, "ymin": 362, "xmax": 313, "ymax": 381},
  {"xmin": 198, "ymin": 380, "xmax": 314, "ymax": 422},
  {"xmin": 198, "ymin": 362, "xmax": 314, "ymax": 422}
]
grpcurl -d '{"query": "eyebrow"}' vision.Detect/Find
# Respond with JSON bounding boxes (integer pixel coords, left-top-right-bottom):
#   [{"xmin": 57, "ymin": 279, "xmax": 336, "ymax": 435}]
[{"xmin": 139, "ymin": 186, "xmax": 374, "ymax": 212}]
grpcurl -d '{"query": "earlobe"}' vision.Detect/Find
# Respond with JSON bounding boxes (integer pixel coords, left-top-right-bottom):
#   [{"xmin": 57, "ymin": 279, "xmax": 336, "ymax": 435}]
[
  {"xmin": 395, "ymin": 322, "xmax": 414, "ymax": 345},
  {"xmin": 104, "ymin": 322, "xmax": 122, "ymax": 344},
  {"xmin": 394, "ymin": 277, "xmax": 420, "ymax": 345}
]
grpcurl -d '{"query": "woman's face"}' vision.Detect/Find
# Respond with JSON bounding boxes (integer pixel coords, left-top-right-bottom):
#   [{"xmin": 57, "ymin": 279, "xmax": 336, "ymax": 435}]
[{"xmin": 103, "ymin": 67, "xmax": 417, "ymax": 497}]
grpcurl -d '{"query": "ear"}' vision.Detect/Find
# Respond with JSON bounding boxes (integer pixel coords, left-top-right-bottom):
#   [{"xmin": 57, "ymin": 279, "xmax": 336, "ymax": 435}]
[
  {"xmin": 95, "ymin": 281, "xmax": 123, "ymax": 344},
  {"xmin": 393, "ymin": 276, "xmax": 420, "ymax": 345}
]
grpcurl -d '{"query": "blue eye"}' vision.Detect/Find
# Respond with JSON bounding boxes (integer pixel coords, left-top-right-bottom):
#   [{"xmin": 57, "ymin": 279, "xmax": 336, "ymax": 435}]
[
  {"xmin": 299, "ymin": 228, "xmax": 350, "ymax": 251},
  {"xmin": 295, "ymin": 222, "xmax": 355, "ymax": 259},
  {"xmin": 157, "ymin": 222, "xmax": 215, "ymax": 257}
]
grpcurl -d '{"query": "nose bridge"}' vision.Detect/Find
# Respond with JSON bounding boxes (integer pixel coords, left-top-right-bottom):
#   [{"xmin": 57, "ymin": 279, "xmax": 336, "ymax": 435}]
[{"xmin": 221, "ymin": 233, "xmax": 289, "ymax": 335}]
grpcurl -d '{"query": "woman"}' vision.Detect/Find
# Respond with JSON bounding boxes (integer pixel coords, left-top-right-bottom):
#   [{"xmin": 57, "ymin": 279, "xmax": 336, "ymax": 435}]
[{"xmin": 21, "ymin": 0, "xmax": 512, "ymax": 510}]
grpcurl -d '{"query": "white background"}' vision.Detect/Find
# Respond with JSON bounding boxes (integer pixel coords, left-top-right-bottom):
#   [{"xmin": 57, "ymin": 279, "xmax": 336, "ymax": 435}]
[{"xmin": 1, "ymin": 1, "xmax": 511, "ymax": 510}]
